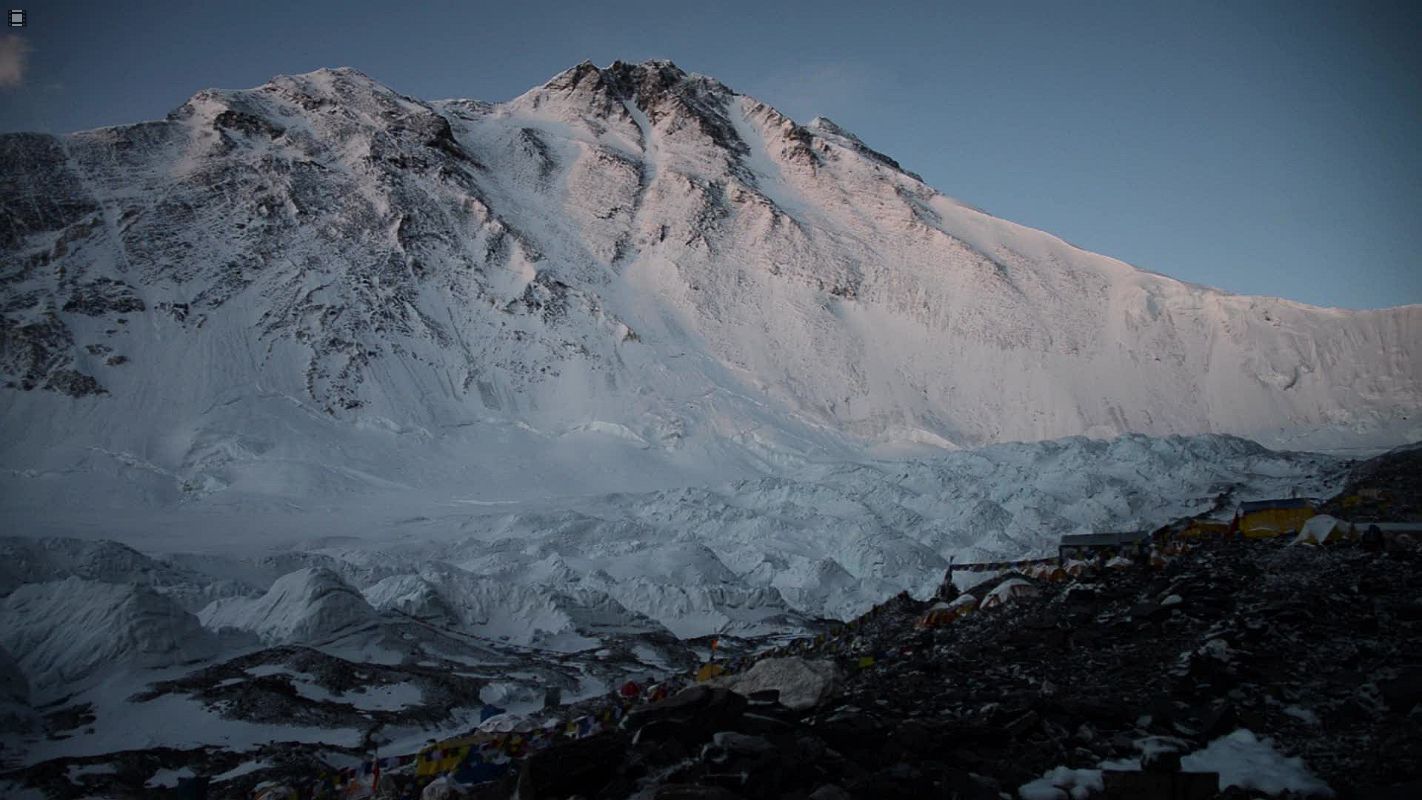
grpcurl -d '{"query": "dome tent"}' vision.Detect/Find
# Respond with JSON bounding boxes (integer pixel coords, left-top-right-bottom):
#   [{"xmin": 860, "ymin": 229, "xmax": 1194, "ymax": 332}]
[
  {"xmin": 1293, "ymin": 515, "xmax": 1354, "ymax": 546},
  {"xmin": 981, "ymin": 578, "xmax": 1039, "ymax": 610}
]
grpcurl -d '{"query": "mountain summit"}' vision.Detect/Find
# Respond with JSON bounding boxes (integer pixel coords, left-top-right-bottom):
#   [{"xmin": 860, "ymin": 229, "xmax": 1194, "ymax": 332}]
[{"xmin": 1, "ymin": 60, "xmax": 1418, "ymax": 506}]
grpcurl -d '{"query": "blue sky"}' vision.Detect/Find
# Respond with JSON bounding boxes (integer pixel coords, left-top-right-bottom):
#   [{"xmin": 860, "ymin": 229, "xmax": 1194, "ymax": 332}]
[{"xmin": 3, "ymin": 0, "xmax": 1418, "ymax": 308}]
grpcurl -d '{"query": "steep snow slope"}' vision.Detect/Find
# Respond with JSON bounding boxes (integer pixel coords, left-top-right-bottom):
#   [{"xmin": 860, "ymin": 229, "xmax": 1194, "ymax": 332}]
[{"xmin": 0, "ymin": 61, "xmax": 1416, "ymax": 517}]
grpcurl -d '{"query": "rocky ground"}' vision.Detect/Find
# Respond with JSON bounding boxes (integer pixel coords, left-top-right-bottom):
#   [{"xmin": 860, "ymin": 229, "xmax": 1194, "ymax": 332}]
[
  {"xmin": 1319, "ymin": 442, "xmax": 1422, "ymax": 522},
  {"xmin": 507, "ymin": 535, "xmax": 1421, "ymax": 800}
]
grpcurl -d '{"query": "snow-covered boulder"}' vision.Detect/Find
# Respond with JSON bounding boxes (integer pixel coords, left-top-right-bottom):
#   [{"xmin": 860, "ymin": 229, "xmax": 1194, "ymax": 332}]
[
  {"xmin": 0, "ymin": 576, "xmax": 219, "ymax": 689},
  {"xmin": 717, "ymin": 657, "xmax": 841, "ymax": 710},
  {"xmin": 421, "ymin": 776, "xmax": 461, "ymax": 800},
  {"xmin": 1181, "ymin": 729, "xmax": 1332, "ymax": 796},
  {"xmin": 198, "ymin": 567, "xmax": 377, "ymax": 645}
]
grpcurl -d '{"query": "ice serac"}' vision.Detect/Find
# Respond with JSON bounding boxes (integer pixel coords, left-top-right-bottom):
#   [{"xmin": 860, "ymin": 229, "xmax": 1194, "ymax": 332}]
[
  {"xmin": 0, "ymin": 61, "xmax": 1418, "ymax": 513},
  {"xmin": 198, "ymin": 567, "xmax": 378, "ymax": 645},
  {"xmin": 0, "ymin": 577, "xmax": 219, "ymax": 690},
  {"xmin": 0, "ymin": 537, "xmax": 253, "ymax": 611}
]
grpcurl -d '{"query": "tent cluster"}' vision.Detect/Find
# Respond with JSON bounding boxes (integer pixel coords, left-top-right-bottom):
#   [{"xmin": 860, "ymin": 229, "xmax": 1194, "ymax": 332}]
[
  {"xmin": 1020, "ymin": 562, "xmax": 1068, "ymax": 583},
  {"xmin": 916, "ymin": 571, "xmax": 1054, "ymax": 630},
  {"xmin": 916, "ymin": 593, "xmax": 978, "ymax": 629},
  {"xmin": 1290, "ymin": 515, "xmax": 1422, "ymax": 548}
]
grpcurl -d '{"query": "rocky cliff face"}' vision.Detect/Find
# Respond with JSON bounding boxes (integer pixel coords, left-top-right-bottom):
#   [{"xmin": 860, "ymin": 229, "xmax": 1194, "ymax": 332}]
[{"xmin": 1, "ymin": 61, "xmax": 1418, "ymax": 506}]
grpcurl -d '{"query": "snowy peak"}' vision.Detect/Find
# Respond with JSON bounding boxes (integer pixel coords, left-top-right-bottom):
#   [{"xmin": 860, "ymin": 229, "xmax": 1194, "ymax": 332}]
[
  {"xmin": 0, "ymin": 60, "xmax": 1418, "ymax": 513},
  {"xmin": 518, "ymin": 59, "xmax": 745, "ymax": 161},
  {"xmin": 538, "ymin": 59, "xmax": 720, "ymax": 111}
]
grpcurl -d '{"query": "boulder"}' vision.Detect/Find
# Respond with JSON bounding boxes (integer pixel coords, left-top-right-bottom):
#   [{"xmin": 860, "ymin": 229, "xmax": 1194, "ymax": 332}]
[
  {"xmin": 517, "ymin": 732, "xmax": 627, "ymax": 800},
  {"xmin": 1379, "ymin": 667, "xmax": 1422, "ymax": 712},
  {"xmin": 701, "ymin": 731, "xmax": 783, "ymax": 789},
  {"xmin": 653, "ymin": 786, "xmax": 745, "ymax": 800},
  {"xmin": 716, "ymin": 657, "xmax": 841, "ymax": 711},
  {"xmin": 624, "ymin": 685, "xmax": 748, "ymax": 747}
]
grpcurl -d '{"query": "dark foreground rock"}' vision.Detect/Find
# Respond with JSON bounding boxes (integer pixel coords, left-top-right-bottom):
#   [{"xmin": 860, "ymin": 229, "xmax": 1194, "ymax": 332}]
[{"xmin": 582, "ymin": 537, "xmax": 1421, "ymax": 799}]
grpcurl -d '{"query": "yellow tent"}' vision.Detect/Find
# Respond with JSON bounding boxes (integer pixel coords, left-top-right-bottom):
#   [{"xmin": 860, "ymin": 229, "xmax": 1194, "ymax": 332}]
[
  {"xmin": 1179, "ymin": 520, "xmax": 1231, "ymax": 540},
  {"xmin": 916, "ymin": 602, "xmax": 955, "ymax": 629},
  {"xmin": 695, "ymin": 662, "xmax": 727, "ymax": 682},
  {"xmin": 1238, "ymin": 499, "xmax": 1316, "ymax": 538}
]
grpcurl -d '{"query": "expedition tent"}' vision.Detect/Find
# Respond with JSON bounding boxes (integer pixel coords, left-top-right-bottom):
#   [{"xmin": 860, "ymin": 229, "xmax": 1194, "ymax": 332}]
[
  {"xmin": 1180, "ymin": 519, "xmax": 1231, "ymax": 540},
  {"xmin": 981, "ymin": 578, "xmax": 1039, "ymax": 610},
  {"xmin": 1236, "ymin": 498, "xmax": 1317, "ymax": 538},
  {"xmin": 1293, "ymin": 515, "xmax": 1354, "ymax": 546},
  {"xmin": 917, "ymin": 594, "xmax": 979, "ymax": 628}
]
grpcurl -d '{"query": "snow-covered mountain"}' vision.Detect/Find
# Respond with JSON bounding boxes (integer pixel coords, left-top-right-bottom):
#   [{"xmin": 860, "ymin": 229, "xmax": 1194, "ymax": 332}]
[{"xmin": 1, "ymin": 61, "xmax": 1417, "ymax": 514}]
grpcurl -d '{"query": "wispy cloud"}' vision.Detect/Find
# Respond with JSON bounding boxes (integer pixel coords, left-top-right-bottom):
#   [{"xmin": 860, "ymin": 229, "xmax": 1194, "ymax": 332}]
[
  {"xmin": 0, "ymin": 34, "xmax": 31, "ymax": 89},
  {"xmin": 740, "ymin": 61, "xmax": 885, "ymax": 125}
]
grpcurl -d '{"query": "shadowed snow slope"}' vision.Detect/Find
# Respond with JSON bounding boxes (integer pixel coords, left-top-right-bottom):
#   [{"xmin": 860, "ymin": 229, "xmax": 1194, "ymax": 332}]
[
  {"xmin": 0, "ymin": 61, "xmax": 1417, "ymax": 521},
  {"xmin": 0, "ymin": 578, "xmax": 218, "ymax": 689},
  {"xmin": 0, "ymin": 537, "xmax": 254, "ymax": 612}
]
